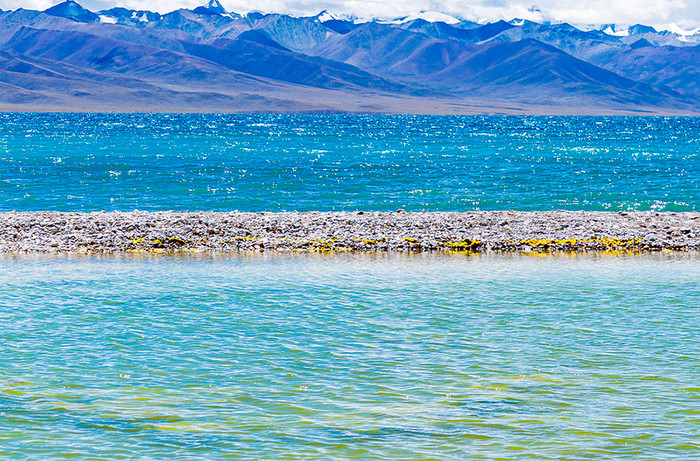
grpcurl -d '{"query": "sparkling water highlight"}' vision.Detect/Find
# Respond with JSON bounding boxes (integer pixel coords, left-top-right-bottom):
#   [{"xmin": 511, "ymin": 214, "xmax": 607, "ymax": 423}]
[{"xmin": 0, "ymin": 114, "xmax": 697, "ymax": 212}]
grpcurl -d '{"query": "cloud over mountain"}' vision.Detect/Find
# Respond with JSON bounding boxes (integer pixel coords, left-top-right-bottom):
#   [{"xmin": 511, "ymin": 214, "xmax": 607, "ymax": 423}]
[{"xmin": 1, "ymin": 1, "xmax": 699, "ymax": 28}]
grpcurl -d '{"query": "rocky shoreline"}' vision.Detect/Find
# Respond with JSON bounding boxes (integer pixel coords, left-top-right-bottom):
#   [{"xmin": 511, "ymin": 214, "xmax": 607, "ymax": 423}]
[{"xmin": 0, "ymin": 210, "xmax": 698, "ymax": 254}]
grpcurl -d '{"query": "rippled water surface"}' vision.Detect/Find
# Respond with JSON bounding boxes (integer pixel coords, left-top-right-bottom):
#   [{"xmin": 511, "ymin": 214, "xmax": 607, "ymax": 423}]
[
  {"xmin": 0, "ymin": 113, "xmax": 697, "ymax": 212},
  {"xmin": 1, "ymin": 253, "xmax": 698, "ymax": 458}
]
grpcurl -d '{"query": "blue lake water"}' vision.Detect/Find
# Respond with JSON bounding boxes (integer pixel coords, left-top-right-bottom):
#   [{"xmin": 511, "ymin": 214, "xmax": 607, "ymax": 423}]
[
  {"xmin": 1, "ymin": 114, "xmax": 698, "ymax": 458},
  {"xmin": 0, "ymin": 113, "xmax": 697, "ymax": 212},
  {"xmin": 0, "ymin": 253, "xmax": 698, "ymax": 458}
]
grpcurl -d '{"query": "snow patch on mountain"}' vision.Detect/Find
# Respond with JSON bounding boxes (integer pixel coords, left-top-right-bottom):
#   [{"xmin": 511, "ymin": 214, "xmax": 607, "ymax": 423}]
[
  {"xmin": 601, "ymin": 24, "xmax": 629, "ymax": 36},
  {"xmin": 575, "ymin": 21, "xmax": 699, "ymax": 40},
  {"xmin": 665, "ymin": 23, "xmax": 700, "ymax": 36}
]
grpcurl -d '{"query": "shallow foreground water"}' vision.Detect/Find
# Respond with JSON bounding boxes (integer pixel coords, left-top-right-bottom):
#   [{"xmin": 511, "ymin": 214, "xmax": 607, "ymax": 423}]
[{"xmin": 1, "ymin": 253, "xmax": 697, "ymax": 459}]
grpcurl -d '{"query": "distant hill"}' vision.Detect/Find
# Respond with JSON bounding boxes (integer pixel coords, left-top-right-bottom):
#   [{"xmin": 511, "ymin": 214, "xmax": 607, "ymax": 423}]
[{"xmin": 0, "ymin": 1, "xmax": 698, "ymax": 114}]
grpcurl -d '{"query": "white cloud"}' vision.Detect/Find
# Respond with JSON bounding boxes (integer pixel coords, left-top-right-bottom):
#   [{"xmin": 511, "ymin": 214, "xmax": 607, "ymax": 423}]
[
  {"xmin": 0, "ymin": 0, "xmax": 53, "ymax": 10},
  {"xmin": 0, "ymin": 0, "xmax": 697, "ymax": 28}
]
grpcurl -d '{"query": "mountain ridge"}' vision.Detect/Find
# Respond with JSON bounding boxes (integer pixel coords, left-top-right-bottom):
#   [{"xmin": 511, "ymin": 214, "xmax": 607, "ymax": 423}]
[{"xmin": 0, "ymin": 1, "xmax": 698, "ymax": 114}]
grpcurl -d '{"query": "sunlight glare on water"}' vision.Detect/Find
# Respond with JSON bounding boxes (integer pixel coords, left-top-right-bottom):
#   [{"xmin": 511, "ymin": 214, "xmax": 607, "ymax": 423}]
[{"xmin": 0, "ymin": 114, "xmax": 697, "ymax": 212}]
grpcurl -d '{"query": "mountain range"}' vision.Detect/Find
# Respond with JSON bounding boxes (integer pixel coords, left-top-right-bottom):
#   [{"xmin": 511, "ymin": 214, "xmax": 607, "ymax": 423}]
[{"xmin": 0, "ymin": 0, "xmax": 698, "ymax": 114}]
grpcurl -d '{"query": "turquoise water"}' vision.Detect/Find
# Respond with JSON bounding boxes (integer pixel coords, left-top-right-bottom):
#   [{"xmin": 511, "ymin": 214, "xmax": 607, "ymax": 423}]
[
  {"xmin": 0, "ymin": 114, "xmax": 697, "ymax": 212},
  {"xmin": 1, "ymin": 114, "xmax": 698, "ymax": 458},
  {"xmin": 1, "ymin": 253, "xmax": 698, "ymax": 458}
]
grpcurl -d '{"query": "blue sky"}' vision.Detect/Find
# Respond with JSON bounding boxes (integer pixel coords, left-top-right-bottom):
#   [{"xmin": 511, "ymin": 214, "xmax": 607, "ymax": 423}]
[{"xmin": 1, "ymin": 0, "xmax": 698, "ymax": 29}]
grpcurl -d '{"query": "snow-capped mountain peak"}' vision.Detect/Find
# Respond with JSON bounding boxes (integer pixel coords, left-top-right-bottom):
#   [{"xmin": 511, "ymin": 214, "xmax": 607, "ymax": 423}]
[
  {"xmin": 44, "ymin": 0, "xmax": 99, "ymax": 23},
  {"xmin": 316, "ymin": 10, "xmax": 342, "ymax": 22},
  {"xmin": 204, "ymin": 0, "xmax": 227, "ymax": 15}
]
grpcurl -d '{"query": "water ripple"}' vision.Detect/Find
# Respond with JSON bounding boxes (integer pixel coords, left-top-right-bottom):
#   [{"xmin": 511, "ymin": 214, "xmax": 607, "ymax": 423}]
[{"xmin": 0, "ymin": 253, "xmax": 698, "ymax": 458}]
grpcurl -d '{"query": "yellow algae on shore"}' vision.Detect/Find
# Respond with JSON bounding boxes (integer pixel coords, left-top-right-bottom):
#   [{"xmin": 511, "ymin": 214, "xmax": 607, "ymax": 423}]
[
  {"xmin": 442, "ymin": 239, "xmax": 482, "ymax": 250},
  {"xmin": 516, "ymin": 237, "xmax": 644, "ymax": 248}
]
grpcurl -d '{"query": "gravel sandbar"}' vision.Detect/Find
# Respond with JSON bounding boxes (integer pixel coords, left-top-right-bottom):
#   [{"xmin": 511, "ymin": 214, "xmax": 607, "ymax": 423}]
[{"xmin": 0, "ymin": 211, "xmax": 698, "ymax": 254}]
